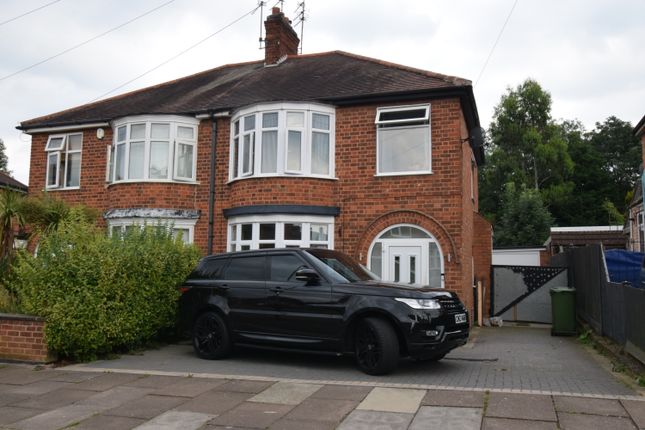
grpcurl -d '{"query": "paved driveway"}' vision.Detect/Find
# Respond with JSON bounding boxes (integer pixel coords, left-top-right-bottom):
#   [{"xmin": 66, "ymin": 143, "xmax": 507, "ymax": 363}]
[{"xmin": 76, "ymin": 326, "xmax": 635, "ymax": 396}]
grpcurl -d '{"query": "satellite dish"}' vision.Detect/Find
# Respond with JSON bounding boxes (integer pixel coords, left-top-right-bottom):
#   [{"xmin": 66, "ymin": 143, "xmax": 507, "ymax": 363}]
[{"xmin": 470, "ymin": 127, "xmax": 485, "ymax": 148}]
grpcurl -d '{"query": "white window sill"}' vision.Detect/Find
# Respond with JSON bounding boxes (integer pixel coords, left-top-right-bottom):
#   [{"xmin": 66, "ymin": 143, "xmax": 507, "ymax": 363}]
[
  {"xmin": 227, "ymin": 174, "xmax": 338, "ymax": 185},
  {"xmin": 375, "ymin": 170, "xmax": 433, "ymax": 177},
  {"xmin": 44, "ymin": 186, "xmax": 80, "ymax": 191},
  {"xmin": 106, "ymin": 179, "xmax": 200, "ymax": 187}
]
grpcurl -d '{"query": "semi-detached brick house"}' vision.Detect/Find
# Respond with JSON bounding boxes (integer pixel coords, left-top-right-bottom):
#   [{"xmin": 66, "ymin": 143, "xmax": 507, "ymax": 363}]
[{"xmin": 19, "ymin": 8, "xmax": 492, "ymax": 316}]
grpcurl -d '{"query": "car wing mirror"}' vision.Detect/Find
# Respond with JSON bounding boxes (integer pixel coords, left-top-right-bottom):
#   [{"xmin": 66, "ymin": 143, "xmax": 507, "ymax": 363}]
[{"xmin": 295, "ymin": 268, "xmax": 320, "ymax": 283}]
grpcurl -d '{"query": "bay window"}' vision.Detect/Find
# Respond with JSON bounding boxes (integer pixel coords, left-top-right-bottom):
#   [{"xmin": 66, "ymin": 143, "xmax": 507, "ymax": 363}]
[
  {"xmin": 229, "ymin": 103, "xmax": 335, "ymax": 180},
  {"xmin": 109, "ymin": 116, "xmax": 198, "ymax": 183},
  {"xmin": 376, "ymin": 104, "xmax": 431, "ymax": 175},
  {"xmin": 45, "ymin": 133, "xmax": 82, "ymax": 189},
  {"xmin": 228, "ymin": 214, "xmax": 334, "ymax": 251}
]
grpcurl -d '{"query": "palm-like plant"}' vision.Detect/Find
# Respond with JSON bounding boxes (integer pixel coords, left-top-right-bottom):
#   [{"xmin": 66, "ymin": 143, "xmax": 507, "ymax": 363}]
[{"xmin": 0, "ymin": 190, "xmax": 25, "ymax": 263}]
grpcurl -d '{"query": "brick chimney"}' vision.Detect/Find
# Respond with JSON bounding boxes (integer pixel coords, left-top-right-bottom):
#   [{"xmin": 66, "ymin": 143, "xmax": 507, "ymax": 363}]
[{"xmin": 264, "ymin": 7, "xmax": 299, "ymax": 65}]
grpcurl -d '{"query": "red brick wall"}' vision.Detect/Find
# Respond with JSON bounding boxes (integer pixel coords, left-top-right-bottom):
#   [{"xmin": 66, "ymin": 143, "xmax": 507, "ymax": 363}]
[
  {"xmin": 0, "ymin": 314, "xmax": 52, "ymax": 363},
  {"xmin": 473, "ymin": 213, "xmax": 493, "ymax": 317},
  {"xmin": 28, "ymin": 97, "xmax": 482, "ymax": 314}
]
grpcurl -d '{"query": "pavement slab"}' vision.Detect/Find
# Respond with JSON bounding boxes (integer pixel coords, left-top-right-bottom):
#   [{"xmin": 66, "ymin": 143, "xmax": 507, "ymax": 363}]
[
  {"xmin": 105, "ymin": 394, "xmax": 188, "ymax": 419},
  {"xmin": 554, "ymin": 395, "xmax": 628, "ymax": 416},
  {"xmin": 558, "ymin": 411, "xmax": 637, "ymax": 430},
  {"xmin": 0, "ymin": 389, "xmax": 29, "ymax": 407},
  {"xmin": 0, "ymin": 406, "xmax": 44, "ymax": 426},
  {"xmin": 486, "ymin": 393, "xmax": 557, "ymax": 421},
  {"xmin": 77, "ymin": 386, "xmax": 153, "ymax": 409},
  {"xmin": 123, "ymin": 375, "xmax": 181, "ymax": 389},
  {"xmin": 285, "ymin": 398, "xmax": 358, "ymax": 423},
  {"xmin": 131, "ymin": 410, "xmax": 215, "ymax": 430},
  {"xmin": 622, "ymin": 400, "xmax": 645, "ymax": 428},
  {"xmin": 150, "ymin": 377, "xmax": 226, "ymax": 397},
  {"xmin": 482, "ymin": 417, "xmax": 558, "ymax": 430},
  {"xmin": 16, "ymin": 387, "xmax": 94, "ymax": 410},
  {"xmin": 409, "ymin": 406, "xmax": 482, "ymax": 430},
  {"xmin": 422, "ymin": 389, "xmax": 486, "ymax": 408},
  {"xmin": 175, "ymin": 390, "xmax": 252, "ymax": 414},
  {"xmin": 73, "ymin": 372, "xmax": 143, "ymax": 391},
  {"xmin": 5, "ymin": 380, "xmax": 71, "ymax": 396},
  {"xmin": 357, "ymin": 387, "xmax": 426, "ymax": 414},
  {"xmin": 310, "ymin": 385, "xmax": 373, "ymax": 401},
  {"xmin": 10, "ymin": 403, "xmax": 103, "ymax": 430},
  {"xmin": 72, "ymin": 414, "xmax": 146, "ymax": 430},
  {"xmin": 0, "ymin": 368, "xmax": 53, "ymax": 385},
  {"xmin": 249, "ymin": 382, "xmax": 322, "ymax": 405},
  {"xmin": 268, "ymin": 418, "xmax": 337, "ymax": 430},
  {"xmin": 212, "ymin": 401, "xmax": 295, "ymax": 428},
  {"xmin": 46, "ymin": 371, "xmax": 101, "ymax": 383},
  {"xmin": 337, "ymin": 410, "xmax": 413, "ymax": 430},
  {"xmin": 212, "ymin": 379, "xmax": 275, "ymax": 394}
]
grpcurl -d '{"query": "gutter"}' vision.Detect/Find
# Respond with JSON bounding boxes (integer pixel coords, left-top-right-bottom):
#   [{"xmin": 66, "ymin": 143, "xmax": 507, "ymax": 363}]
[
  {"xmin": 18, "ymin": 122, "xmax": 110, "ymax": 134},
  {"xmin": 207, "ymin": 111, "xmax": 230, "ymax": 255}
]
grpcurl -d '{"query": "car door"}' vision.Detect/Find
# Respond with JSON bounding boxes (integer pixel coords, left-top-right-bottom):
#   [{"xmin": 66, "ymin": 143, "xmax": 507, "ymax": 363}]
[
  {"xmin": 266, "ymin": 252, "xmax": 340, "ymax": 347},
  {"xmin": 221, "ymin": 253, "xmax": 276, "ymax": 339}
]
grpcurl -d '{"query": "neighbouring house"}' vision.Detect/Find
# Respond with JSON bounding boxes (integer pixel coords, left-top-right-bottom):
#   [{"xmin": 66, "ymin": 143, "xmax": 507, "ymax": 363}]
[
  {"xmin": 545, "ymin": 226, "xmax": 626, "ymax": 256},
  {"xmin": 0, "ymin": 171, "xmax": 27, "ymax": 194},
  {"xmin": 625, "ymin": 114, "xmax": 645, "ymax": 252},
  {"xmin": 18, "ymin": 8, "xmax": 492, "ymax": 315},
  {"xmin": 492, "ymin": 246, "xmax": 548, "ymax": 266}
]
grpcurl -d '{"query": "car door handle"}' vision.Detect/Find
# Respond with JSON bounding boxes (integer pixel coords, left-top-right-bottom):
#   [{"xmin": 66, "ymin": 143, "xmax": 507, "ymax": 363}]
[
  {"xmin": 218, "ymin": 284, "xmax": 229, "ymax": 290},
  {"xmin": 270, "ymin": 286, "xmax": 283, "ymax": 294}
]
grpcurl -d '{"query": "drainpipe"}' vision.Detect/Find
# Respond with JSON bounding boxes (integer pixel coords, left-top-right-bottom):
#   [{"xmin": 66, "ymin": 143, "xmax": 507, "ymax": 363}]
[
  {"xmin": 207, "ymin": 115, "xmax": 217, "ymax": 255},
  {"xmin": 206, "ymin": 111, "xmax": 230, "ymax": 255}
]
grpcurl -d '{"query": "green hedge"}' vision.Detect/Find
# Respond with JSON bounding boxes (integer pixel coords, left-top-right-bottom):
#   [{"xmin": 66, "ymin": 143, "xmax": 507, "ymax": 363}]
[{"xmin": 11, "ymin": 212, "xmax": 200, "ymax": 361}]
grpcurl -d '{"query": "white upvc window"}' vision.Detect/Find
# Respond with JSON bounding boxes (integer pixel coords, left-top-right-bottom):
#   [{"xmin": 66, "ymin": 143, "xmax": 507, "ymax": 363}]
[
  {"xmin": 45, "ymin": 133, "xmax": 82, "ymax": 189},
  {"xmin": 228, "ymin": 214, "xmax": 334, "ymax": 251},
  {"xmin": 229, "ymin": 103, "xmax": 336, "ymax": 181},
  {"xmin": 375, "ymin": 104, "xmax": 431, "ymax": 176},
  {"xmin": 107, "ymin": 218, "xmax": 196, "ymax": 244},
  {"xmin": 109, "ymin": 115, "xmax": 198, "ymax": 184}
]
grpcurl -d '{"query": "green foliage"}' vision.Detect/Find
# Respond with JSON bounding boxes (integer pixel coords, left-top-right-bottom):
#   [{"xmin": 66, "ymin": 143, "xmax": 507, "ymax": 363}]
[
  {"xmin": 11, "ymin": 211, "xmax": 200, "ymax": 361},
  {"xmin": 494, "ymin": 183, "xmax": 553, "ymax": 247}
]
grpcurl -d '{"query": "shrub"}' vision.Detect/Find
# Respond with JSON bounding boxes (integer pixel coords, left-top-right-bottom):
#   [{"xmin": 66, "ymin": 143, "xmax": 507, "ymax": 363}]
[{"xmin": 11, "ymin": 210, "xmax": 200, "ymax": 360}]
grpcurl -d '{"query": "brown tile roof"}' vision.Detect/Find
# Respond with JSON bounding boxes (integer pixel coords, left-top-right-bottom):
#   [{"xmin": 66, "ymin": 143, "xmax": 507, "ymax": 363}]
[
  {"xmin": 0, "ymin": 171, "xmax": 27, "ymax": 193},
  {"xmin": 19, "ymin": 51, "xmax": 475, "ymax": 130}
]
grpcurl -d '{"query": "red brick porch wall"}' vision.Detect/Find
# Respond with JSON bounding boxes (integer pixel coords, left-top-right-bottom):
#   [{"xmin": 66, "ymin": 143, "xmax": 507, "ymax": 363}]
[{"xmin": 0, "ymin": 314, "xmax": 52, "ymax": 363}]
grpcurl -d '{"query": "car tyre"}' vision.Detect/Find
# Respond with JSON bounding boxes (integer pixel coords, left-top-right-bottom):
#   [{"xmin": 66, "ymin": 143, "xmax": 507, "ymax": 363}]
[
  {"xmin": 354, "ymin": 317, "xmax": 399, "ymax": 375},
  {"xmin": 192, "ymin": 311, "xmax": 232, "ymax": 359}
]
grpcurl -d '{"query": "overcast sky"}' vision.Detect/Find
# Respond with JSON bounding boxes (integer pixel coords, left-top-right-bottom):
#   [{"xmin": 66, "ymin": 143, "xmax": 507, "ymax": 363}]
[{"xmin": 1, "ymin": 0, "xmax": 644, "ymax": 185}]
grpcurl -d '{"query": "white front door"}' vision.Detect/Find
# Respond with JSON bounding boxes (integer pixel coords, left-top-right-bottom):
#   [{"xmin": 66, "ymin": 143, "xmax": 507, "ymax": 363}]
[{"xmin": 382, "ymin": 239, "xmax": 429, "ymax": 285}]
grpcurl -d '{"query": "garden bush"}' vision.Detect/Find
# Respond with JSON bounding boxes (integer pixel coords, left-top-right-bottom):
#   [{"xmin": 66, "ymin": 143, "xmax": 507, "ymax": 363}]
[{"xmin": 11, "ymin": 210, "xmax": 200, "ymax": 360}]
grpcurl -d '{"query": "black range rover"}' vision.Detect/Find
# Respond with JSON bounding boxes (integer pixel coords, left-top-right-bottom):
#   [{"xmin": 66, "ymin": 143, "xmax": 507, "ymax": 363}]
[{"xmin": 179, "ymin": 248, "xmax": 469, "ymax": 375}]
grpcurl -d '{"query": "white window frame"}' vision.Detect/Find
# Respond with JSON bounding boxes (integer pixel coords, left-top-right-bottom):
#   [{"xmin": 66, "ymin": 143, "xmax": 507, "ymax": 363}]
[
  {"xmin": 109, "ymin": 115, "xmax": 199, "ymax": 184},
  {"xmin": 45, "ymin": 132, "xmax": 83, "ymax": 190},
  {"xmin": 107, "ymin": 217, "xmax": 196, "ymax": 244},
  {"xmin": 227, "ymin": 214, "xmax": 334, "ymax": 251},
  {"xmin": 228, "ymin": 103, "xmax": 336, "ymax": 181},
  {"xmin": 375, "ymin": 104, "xmax": 431, "ymax": 176}
]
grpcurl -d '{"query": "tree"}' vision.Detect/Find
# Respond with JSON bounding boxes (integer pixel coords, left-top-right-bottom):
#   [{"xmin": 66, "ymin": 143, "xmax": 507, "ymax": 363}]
[
  {"xmin": 0, "ymin": 139, "xmax": 8, "ymax": 172},
  {"xmin": 494, "ymin": 183, "xmax": 553, "ymax": 247},
  {"xmin": 587, "ymin": 116, "xmax": 640, "ymax": 214}
]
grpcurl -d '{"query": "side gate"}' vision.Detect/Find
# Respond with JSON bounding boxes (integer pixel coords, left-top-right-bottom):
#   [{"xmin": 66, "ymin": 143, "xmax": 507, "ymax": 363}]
[{"xmin": 491, "ymin": 265, "xmax": 568, "ymax": 323}]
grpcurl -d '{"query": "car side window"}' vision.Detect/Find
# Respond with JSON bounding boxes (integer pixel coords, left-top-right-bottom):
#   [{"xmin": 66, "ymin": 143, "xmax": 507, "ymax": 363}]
[
  {"xmin": 189, "ymin": 257, "xmax": 228, "ymax": 279},
  {"xmin": 223, "ymin": 256, "xmax": 265, "ymax": 281},
  {"xmin": 269, "ymin": 254, "xmax": 308, "ymax": 282}
]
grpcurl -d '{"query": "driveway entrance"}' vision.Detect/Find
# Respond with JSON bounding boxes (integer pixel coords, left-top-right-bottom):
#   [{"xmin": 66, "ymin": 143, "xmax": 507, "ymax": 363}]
[{"xmin": 76, "ymin": 326, "xmax": 635, "ymax": 396}]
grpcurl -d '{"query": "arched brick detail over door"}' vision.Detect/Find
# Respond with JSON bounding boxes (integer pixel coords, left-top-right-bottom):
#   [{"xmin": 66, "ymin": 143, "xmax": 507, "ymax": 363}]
[{"xmin": 355, "ymin": 210, "xmax": 459, "ymax": 265}]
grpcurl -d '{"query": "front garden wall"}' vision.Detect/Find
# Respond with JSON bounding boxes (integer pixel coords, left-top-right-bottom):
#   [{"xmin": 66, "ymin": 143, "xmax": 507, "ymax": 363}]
[{"xmin": 0, "ymin": 313, "xmax": 52, "ymax": 363}]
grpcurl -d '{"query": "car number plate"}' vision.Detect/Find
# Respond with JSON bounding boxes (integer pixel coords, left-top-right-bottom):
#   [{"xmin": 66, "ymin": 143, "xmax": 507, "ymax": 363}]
[{"xmin": 455, "ymin": 313, "xmax": 467, "ymax": 324}]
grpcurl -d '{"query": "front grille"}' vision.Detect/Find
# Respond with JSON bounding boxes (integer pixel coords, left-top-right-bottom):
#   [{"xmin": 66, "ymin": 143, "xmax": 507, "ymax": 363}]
[{"xmin": 437, "ymin": 297, "xmax": 465, "ymax": 312}]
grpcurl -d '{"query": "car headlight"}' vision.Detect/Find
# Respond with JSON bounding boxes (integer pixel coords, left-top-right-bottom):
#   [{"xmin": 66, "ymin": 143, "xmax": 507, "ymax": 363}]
[{"xmin": 395, "ymin": 298, "xmax": 441, "ymax": 310}]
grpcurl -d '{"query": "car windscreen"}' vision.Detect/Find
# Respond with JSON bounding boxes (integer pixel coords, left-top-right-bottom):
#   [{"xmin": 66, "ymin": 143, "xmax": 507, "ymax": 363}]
[{"xmin": 305, "ymin": 249, "xmax": 378, "ymax": 283}]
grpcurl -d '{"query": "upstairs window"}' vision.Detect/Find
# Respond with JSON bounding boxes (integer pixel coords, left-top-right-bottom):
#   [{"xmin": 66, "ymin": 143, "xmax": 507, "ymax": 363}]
[
  {"xmin": 108, "ymin": 116, "xmax": 198, "ymax": 184},
  {"xmin": 45, "ymin": 133, "xmax": 82, "ymax": 189},
  {"xmin": 229, "ymin": 103, "xmax": 335, "ymax": 180},
  {"xmin": 375, "ymin": 104, "xmax": 431, "ymax": 175}
]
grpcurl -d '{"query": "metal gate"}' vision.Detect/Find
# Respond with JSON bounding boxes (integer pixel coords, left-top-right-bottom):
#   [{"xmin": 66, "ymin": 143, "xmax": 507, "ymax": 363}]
[{"xmin": 491, "ymin": 265, "xmax": 568, "ymax": 323}]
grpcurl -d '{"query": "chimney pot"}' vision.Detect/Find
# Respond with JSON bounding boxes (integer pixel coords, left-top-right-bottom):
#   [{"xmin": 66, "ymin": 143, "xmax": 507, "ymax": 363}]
[{"xmin": 272, "ymin": 7, "xmax": 280, "ymax": 15}]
